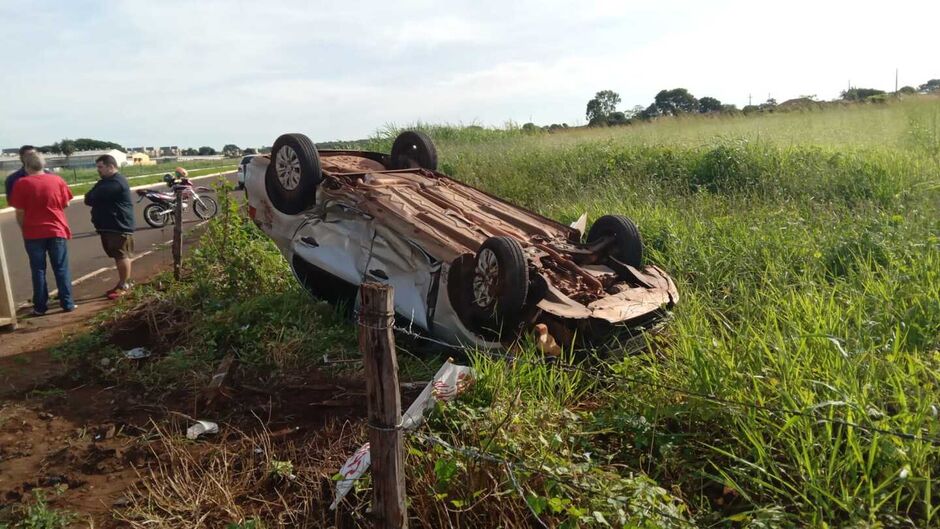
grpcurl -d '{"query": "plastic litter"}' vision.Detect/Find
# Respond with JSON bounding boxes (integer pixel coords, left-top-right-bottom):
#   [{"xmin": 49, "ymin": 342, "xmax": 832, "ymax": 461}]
[
  {"xmin": 331, "ymin": 360, "xmax": 474, "ymax": 509},
  {"xmin": 186, "ymin": 420, "xmax": 219, "ymax": 440},
  {"xmin": 123, "ymin": 347, "xmax": 151, "ymax": 360}
]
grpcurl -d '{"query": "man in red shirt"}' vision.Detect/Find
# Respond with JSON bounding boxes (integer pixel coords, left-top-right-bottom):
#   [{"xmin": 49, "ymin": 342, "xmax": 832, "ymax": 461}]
[{"xmin": 8, "ymin": 151, "xmax": 75, "ymax": 315}]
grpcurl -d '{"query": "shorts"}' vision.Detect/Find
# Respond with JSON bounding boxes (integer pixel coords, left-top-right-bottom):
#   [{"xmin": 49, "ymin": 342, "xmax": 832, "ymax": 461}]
[{"xmin": 99, "ymin": 232, "xmax": 134, "ymax": 259}]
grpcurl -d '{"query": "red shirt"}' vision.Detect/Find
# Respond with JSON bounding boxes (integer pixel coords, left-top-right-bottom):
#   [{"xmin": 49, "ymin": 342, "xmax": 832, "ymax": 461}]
[{"xmin": 9, "ymin": 172, "xmax": 73, "ymax": 240}]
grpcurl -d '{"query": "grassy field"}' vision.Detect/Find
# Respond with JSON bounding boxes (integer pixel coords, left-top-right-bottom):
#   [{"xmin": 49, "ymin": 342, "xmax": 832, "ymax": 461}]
[
  {"xmin": 34, "ymin": 95, "xmax": 940, "ymax": 528},
  {"xmin": 0, "ymin": 161, "xmax": 237, "ymax": 208}
]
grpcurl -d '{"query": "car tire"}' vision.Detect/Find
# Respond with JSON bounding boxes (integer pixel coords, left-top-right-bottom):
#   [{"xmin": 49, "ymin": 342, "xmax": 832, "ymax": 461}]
[
  {"xmin": 265, "ymin": 133, "xmax": 321, "ymax": 215},
  {"xmin": 587, "ymin": 215, "xmax": 644, "ymax": 267},
  {"xmin": 469, "ymin": 236, "xmax": 528, "ymax": 337},
  {"xmin": 391, "ymin": 130, "xmax": 438, "ymax": 170}
]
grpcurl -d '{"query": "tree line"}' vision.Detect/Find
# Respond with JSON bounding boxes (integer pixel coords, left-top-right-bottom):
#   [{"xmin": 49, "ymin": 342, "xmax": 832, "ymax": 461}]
[
  {"xmin": 33, "ymin": 140, "xmax": 269, "ymax": 158},
  {"xmin": 584, "ymin": 78, "xmax": 940, "ymax": 127}
]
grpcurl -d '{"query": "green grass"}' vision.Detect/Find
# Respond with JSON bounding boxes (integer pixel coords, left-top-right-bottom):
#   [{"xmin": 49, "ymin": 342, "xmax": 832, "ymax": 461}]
[
  {"xmin": 0, "ymin": 490, "xmax": 74, "ymax": 529},
  {"xmin": 0, "ymin": 165, "xmax": 236, "ymax": 208},
  {"xmin": 393, "ymin": 96, "xmax": 939, "ymax": 526},
  {"xmin": 59, "ymin": 95, "xmax": 940, "ymax": 527}
]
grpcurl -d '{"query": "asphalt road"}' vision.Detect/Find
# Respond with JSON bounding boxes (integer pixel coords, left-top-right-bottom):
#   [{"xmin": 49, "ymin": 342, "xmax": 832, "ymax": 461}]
[{"xmin": 1, "ymin": 172, "xmax": 236, "ymax": 306}]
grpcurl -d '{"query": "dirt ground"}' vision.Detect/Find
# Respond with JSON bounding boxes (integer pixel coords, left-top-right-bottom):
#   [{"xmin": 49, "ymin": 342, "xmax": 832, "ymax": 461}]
[
  {"xmin": 0, "ymin": 336, "xmax": 371, "ymax": 527},
  {"xmin": 0, "ymin": 235, "xmax": 376, "ymax": 527}
]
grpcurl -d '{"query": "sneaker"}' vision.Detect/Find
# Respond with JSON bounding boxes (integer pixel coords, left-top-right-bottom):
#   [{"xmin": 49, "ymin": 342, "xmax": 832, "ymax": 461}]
[
  {"xmin": 105, "ymin": 284, "xmax": 126, "ymax": 297},
  {"xmin": 62, "ymin": 304, "xmax": 78, "ymax": 312},
  {"xmin": 106, "ymin": 289, "xmax": 128, "ymax": 300},
  {"xmin": 31, "ymin": 308, "xmax": 47, "ymax": 317}
]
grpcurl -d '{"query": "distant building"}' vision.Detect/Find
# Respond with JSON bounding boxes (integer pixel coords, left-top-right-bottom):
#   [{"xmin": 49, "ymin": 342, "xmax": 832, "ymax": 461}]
[
  {"xmin": 0, "ymin": 155, "xmax": 21, "ymax": 172},
  {"xmin": 43, "ymin": 149, "xmax": 128, "ymax": 169},
  {"xmin": 1, "ymin": 148, "xmax": 19, "ymax": 155},
  {"xmin": 159, "ymin": 146, "xmax": 180, "ymax": 157},
  {"xmin": 130, "ymin": 152, "xmax": 156, "ymax": 166}
]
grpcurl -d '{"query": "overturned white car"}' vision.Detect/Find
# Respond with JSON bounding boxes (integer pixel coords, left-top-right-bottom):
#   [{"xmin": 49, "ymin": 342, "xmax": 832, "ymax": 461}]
[{"xmin": 246, "ymin": 131, "xmax": 678, "ymax": 348}]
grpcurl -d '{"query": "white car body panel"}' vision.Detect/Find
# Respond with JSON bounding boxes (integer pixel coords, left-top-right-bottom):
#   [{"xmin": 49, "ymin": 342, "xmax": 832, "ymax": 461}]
[{"xmin": 246, "ymin": 155, "xmax": 499, "ymax": 348}]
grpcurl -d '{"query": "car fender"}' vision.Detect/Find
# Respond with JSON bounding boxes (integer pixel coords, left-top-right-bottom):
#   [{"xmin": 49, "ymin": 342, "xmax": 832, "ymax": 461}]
[{"xmin": 245, "ymin": 156, "xmax": 304, "ymax": 253}]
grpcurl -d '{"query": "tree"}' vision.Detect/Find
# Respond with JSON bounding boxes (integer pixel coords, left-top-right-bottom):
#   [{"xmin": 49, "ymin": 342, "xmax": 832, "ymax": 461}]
[
  {"xmin": 73, "ymin": 138, "xmax": 124, "ymax": 152},
  {"xmin": 898, "ymin": 86, "xmax": 916, "ymax": 95},
  {"xmin": 585, "ymin": 90, "xmax": 621, "ymax": 123},
  {"xmin": 607, "ymin": 111, "xmax": 629, "ymax": 126},
  {"xmin": 59, "ymin": 139, "xmax": 76, "ymax": 167},
  {"xmin": 259, "ymin": 146, "xmax": 272, "ymax": 154},
  {"xmin": 720, "ymin": 104, "xmax": 740, "ymax": 113},
  {"xmin": 637, "ymin": 103, "xmax": 661, "ymax": 121},
  {"xmin": 699, "ymin": 96, "xmax": 723, "ymax": 113},
  {"xmin": 222, "ymin": 144, "xmax": 241, "ymax": 157},
  {"xmin": 654, "ymin": 88, "xmax": 699, "ymax": 115},
  {"xmin": 198, "ymin": 146, "xmax": 217, "ymax": 156},
  {"xmin": 919, "ymin": 79, "xmax": 940, "ymax": 93},
  {"xmin": 243, "ymin": 147, "xmax": 258, "ymax": 155},
  {"xmin": 182, "ymin": 148, "xmax": 198, "ymax": 156},
  {"xmin": 759, "ymin": 98, "xmax": 777, "ymax": 111},
  {"xmin": 841, "ymin": 88, "xmax": 885, "ymax": 101},
  {"xmin": 626, "ymin": 105, "xmax": 645, "ymax": 119}
]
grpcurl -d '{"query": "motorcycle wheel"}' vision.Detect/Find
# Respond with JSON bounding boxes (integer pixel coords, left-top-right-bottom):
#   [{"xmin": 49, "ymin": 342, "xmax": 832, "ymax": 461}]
[
  {"xmin": 144, "ymin": 203, "xmax": 169, "ymax": 228},
  {"xmin": 193, "ymin": 196, "xmax": 219, "ymax": 220}
]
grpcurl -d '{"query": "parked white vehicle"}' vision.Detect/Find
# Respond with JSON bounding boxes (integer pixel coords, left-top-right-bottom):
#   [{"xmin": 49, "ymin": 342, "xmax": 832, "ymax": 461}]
[
  {"xmin": 245, "ymin": 131, "xmax": 678, "ymax": 348},
  {"xmin": 236, "ymin": 154, "xmax": 256, "ymax": 190}
]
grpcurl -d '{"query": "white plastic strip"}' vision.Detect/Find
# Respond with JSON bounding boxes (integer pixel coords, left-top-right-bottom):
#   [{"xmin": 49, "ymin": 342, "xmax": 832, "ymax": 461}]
[{"xmin": 330, "ymin": 360, "xmax": 474, "ymax": 509}]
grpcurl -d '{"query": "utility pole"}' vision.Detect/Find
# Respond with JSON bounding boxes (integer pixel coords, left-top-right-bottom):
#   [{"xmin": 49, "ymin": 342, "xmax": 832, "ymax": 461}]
[{"xmin": 895, "ymin": 68, "xmax": 899, "ymax": 93}]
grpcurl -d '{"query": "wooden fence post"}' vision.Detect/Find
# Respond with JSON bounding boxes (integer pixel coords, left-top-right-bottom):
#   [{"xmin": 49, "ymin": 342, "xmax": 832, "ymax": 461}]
[
  {"xmin": 173, "ymin": 186, "xmax": 183, "ymax": 280},
  {"xmin": 358, "ymin": 282, "xmax": 407, "ymax": 529},
  {"xmin": 0, "ymin": 227, "xmax": 17, "ymax": 331}
]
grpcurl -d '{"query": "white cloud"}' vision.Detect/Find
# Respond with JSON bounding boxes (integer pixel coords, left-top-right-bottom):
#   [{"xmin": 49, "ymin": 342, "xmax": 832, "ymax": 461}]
[{"xmin": 1, "ymin": 0, "xmax": 938, "ymax": 147}]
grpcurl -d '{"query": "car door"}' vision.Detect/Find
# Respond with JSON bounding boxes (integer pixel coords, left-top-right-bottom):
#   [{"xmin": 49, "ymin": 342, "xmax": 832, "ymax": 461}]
[{"xmin": 290, "ymin": 202, "xmax": 374, "ymax": 287}]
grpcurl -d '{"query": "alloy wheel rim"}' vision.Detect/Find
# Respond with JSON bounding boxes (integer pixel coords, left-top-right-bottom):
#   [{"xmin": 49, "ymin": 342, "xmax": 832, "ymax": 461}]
[
  {"xmin": 472, "ymin": 248, "xmax": 499, "ymax": 308},
  {"xmin": 275, "ymin": 146, "xmax": 302, "ymax": 191}
]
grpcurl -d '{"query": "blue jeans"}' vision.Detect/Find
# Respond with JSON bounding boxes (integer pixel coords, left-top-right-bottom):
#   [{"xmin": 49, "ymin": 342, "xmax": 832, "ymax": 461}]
[{"xmin": 24, "ymin": 238, "xmax": 74, "ymax": 313}]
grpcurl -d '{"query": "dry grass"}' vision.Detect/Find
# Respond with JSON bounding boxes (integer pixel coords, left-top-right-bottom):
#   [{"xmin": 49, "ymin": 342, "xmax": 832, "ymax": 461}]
[{"xmin": 116, "ymin": 420, "xmax": 363, "ymax": 529}]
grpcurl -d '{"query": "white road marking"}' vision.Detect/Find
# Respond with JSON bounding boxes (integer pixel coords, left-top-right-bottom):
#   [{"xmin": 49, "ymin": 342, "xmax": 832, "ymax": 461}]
[
  {"xmin": 16, "ymin": 248, "xmax": 156, "ymax": 309},
  {"xmin": 14, "ymin": 219, "xmax": 209, "ymax": 309}
]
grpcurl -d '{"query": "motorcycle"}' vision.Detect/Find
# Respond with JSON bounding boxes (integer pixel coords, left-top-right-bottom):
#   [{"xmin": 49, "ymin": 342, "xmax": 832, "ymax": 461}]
[{"xmin": 136, "ymin": 174, "xmax": 219, "ymax": 228}]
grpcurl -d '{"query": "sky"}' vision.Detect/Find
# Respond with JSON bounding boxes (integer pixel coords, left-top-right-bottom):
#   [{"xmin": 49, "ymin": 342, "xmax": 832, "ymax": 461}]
[{"xmin": 1, "ymin": 0, "xmax": 938, "ymax": 149}]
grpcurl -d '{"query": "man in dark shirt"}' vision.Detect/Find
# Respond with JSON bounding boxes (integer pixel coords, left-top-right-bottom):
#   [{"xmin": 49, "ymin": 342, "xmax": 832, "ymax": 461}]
[
  {"xmin": 85, "ymin": 154, "xmax": 135, "ymax": 300},
  {"xmin": 5, "ymin": 145, "xmax": 41, "ymax": 200}
]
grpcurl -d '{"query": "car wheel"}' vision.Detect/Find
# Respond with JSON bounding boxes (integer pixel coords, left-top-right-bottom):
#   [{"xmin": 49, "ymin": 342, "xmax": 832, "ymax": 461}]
[
  {"xmin": 587, "ymin": 215, "xmax": 644, "ymax": 267},
  {"xmin": 469, "ymin": 236, "xmax": 528, "ymax": 337},
  {"xmin": 391, "ymin": 130, "xmax": 438, "ymax": 170},
  {"xmin": 265, "ymin": 133, "xmax": 321, "ymax": 215}
]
